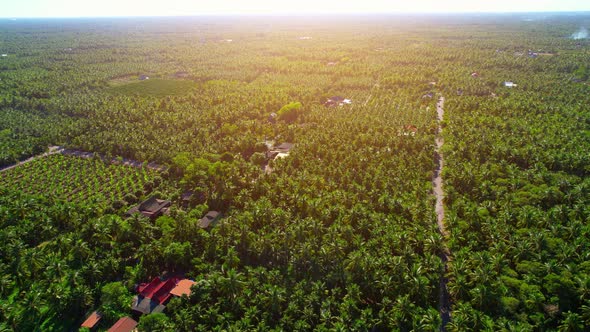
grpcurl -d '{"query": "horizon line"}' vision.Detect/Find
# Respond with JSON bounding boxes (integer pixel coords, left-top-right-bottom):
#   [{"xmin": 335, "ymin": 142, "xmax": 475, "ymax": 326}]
[{"xmin": 2, "ymin": 10, "xmax": 590, "ymax": 19}]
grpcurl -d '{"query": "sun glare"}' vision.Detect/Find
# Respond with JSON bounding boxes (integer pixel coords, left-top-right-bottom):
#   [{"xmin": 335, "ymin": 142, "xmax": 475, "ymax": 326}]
[{"xmin": 3, "ymin": 0, "xmax": 589, "ymax": 17}]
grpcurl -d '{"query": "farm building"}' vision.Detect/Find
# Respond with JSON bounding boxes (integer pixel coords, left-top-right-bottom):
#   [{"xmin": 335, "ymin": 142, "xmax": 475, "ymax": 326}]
[
  {"xmin": 504, "ymin": 81, "xmax": 517, "ymax": 88},
  {"xmin": 274, "ymin": 152, "xmax": 290, "ymax": 160},
  {"xmin": 181, "ymin": 190, "xmax": 197, "ymax": 207},
  {"xmin": 139, "ymin": 75, "xmax": 150, "ymax": 80},
  {"xmin": 471, "ymin": 72, "xmax": 479, "ymax": 77},
  {"xmin": 198, "ymin": 211, "xmax": 222, "ymax": 229},
  {"xmin": 107, "ymin": 316, "xmax": 137, "ymax": 332},
  {"xmin": 267, "ymin": 142, "xmax": 294, "ymax": 160},
  {"xmin": 324, "ymin": 96, "xmax": 352, "ymax": 107},
  {"xmin": 132, "ymin": 277, "xmax": 196, "ymax": 314},
  {"xmin": 127, "ymin": 196, "xmax": 171, "ymax": 219},
  {"xmin": 170, "ymin": 279, "xmax": 196, "ymax": 297},
  {"xmin": 80, "ymin": 311, "xmax": 102, "ymax": 330},
  {"xmin": 132, "ymin": 277, "xmax": 179, "ymax": 314}
]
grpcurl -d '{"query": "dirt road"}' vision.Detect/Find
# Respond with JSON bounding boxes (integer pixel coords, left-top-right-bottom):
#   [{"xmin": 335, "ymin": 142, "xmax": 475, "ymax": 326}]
[{"xmin": 434, "ymin": 96, "xmax": 451, "ymax": 330}]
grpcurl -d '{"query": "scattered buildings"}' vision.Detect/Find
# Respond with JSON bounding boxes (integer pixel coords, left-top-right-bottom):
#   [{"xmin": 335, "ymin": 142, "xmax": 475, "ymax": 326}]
[
  {"xmin": 504, "ymin": 81, "xmax": 517, "ymax": 88},
  {"xmin": 198, "ymin": 211, "xmax": 221, "ymax": 229},
  {"xmin": 1, "ymin": 54, "xmax": 7, "ymax": 57},
  {"xmin": 107, "ymin": 317, "xmax": 137, "ymax": 332},
  {"xmin": 127, "ymin": 196, "xmax": 171, "ymax": 219},
  {"xmin": 139, "ymin": 75, "xmax": 150, "ymax": 80},
  {"xmin": 527, "ymin": 50, "xmax": 539, "ymax": 58},
  {"xmin": 471, "ymin": 72, "xmax": 479, "ymax": 78},
  {"xmin": 132, "ymin": 277, "xmax": 196, "ymax": 315}
]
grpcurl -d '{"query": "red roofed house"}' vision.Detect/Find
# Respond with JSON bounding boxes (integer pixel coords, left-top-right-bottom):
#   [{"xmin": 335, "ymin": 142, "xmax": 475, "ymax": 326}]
[
  {"xmin": 80, "ymin": 311, "xmax": 102, "ymax": 330},
  {"xmin": 107, "ymin": 316, "xmax": 137, "ymax": 332},
  {"xmin": 170, "ymin": 279, "xmax": 196, "ymax": 297},
  {"xmin": 132, "ymin": 277, "xmax": 180, "ymax": 315}
]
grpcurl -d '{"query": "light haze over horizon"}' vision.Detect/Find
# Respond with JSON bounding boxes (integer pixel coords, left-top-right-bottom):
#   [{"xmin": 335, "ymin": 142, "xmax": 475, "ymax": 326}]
[{"xmin": 2, "ymin": 0, "xmax": 590, "ymax": 18}]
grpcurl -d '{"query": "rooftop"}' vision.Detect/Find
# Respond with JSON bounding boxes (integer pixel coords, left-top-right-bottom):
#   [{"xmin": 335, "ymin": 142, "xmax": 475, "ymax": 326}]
[
  {"xmin": 138, "ymin": 277, "xmax": 179, "ymax": 304},
  {"xmin": 131, "ymin": 296, "xmax": 166, "ymax": 315},
  {"xmin": 80, "ymin": 311, "xmax": 102, "ymax": 329},
  {"xmin": 324, "ymin": 96, "xmax": 352, "ymax": 107},
  {"xmin": 170, "ymin": 279, "xmax": 196, "ymax": 297},
  {"xmin": 107, "ymin": 317, "xmax": 137, "ymax": 332},
  {"xmin": 128, "ymin": 196, "xmax": 171, "ymax": 219},
  {"xmin": 198, "ymin": 211, "xmax": 221, "ymax": 229}
]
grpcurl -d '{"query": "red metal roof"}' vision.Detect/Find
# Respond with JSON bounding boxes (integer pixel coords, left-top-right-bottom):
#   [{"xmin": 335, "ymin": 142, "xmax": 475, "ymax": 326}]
[
  {"xmin": 170, "ymin": 279, "xmax": 196, "ymax": 297},
  {"xmin": 81, "ymin": 311, "xmax": 101, "ymax": 328},
  {"xmin": 138, "ymin": 277, "xmax": 180, "ymax": 304},
  {"xmin": 107, "ymin": 316, "xmax": 137, "ymax": 332}
]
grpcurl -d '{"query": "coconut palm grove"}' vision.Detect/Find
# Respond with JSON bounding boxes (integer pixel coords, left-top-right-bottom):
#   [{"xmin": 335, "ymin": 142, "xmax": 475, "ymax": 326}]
[{"xmin": 0, "ymin": 12, "xmax": 590, "ymax": 331}]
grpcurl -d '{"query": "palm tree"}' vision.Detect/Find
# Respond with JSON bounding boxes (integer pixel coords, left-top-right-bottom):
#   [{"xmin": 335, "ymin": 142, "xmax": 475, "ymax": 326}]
[{"xmin": 558, "ymin": 311, "xmax": 584, "ymax": 332}]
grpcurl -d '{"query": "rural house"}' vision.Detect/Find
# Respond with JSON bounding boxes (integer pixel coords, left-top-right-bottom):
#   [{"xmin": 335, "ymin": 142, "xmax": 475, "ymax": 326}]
[
  {"xmin": 132, "ymin": 277, "xmax": 179, "ymax": 314},
  {"xmin": 107, "ymin": 316, "xmax": 137, "ymax": 332},
  {"xmin": 198, "ymin": 211, "xmax": 222, "ymax": 229},
  {"xmin": 80, "ymin": 311, "xmax": 102, "ymax": 330},
  {"xmin": 324, "ymin": 96, "xmax": 352, "ymax": 107},
  {"xmin": 127, "ymin": 196, "xmax": 171, "ymax": 219},
  {"xmin": 267, "ymin": 142, "xmax": 294, "ymax": 160},
  {"xmin": 170, "ymin": 279, "xmax": 196, "ymax": 297},
  {"xmin": 132, "ymin": 277, "xmax": 196, "ymax": 315}
]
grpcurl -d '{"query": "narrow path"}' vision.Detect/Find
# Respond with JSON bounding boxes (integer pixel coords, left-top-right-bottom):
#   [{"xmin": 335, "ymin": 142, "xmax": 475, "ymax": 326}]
[
  {"xmin": 434, "ymin": 96, "xmax": 451, "ymax": 330},
  {"xmin": 0, "ymin": 146, "xmax": 63, "ymax": 173}
]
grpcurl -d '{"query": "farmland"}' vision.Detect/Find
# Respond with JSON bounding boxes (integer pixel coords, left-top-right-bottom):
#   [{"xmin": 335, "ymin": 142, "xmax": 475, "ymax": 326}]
[
  {"xmin": 0, "ymin": 153, "xmax": 160, "ymax": 208},
  {"xmin": 0, "ymin": 13, "xmax": 589, "ymax": 331},
  {"xmin": 108, "ymin": 79, "xmax": 197, "ymax": 97}
]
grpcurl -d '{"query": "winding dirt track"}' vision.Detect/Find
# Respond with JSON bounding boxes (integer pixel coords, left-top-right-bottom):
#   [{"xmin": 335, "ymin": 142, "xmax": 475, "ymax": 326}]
[{"xmin": 434, "ymin": 96, "xmax": 451, "ymax": 330}]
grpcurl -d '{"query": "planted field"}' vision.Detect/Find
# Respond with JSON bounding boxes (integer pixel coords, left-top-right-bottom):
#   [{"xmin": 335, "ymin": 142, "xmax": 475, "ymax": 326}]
[
  {"xmin": 107, "ymin": 78, "xmax": 196, "ymax": 97},
  {"xmin": 0, "ymin": 154, "xmax": 158, "ymax": 207}
]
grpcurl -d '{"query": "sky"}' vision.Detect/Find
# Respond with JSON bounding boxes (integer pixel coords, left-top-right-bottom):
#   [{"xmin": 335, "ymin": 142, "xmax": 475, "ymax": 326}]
[{"xmin": 1, "ymin": 0, "xmax": 590, "ymax": 18}]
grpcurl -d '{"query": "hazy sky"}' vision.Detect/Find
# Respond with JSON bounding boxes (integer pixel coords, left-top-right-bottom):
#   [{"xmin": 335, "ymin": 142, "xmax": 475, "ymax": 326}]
[{"xmin": 2, "ymin": 0, "xmax": 590, "ymax": 17}]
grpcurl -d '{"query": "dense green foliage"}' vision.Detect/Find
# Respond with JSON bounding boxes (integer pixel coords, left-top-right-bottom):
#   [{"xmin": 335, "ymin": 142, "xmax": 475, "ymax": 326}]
[
  {"xmin": 0, "ymin": 154, "xmax": 159, "ymax": 208},
  {"xmin": 108, "ymin": 79, "xmax": 197, "ymax": 97},
  {"xmin": 0, "ymin": 13, "xmax": 589, "ymax": 331}
]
